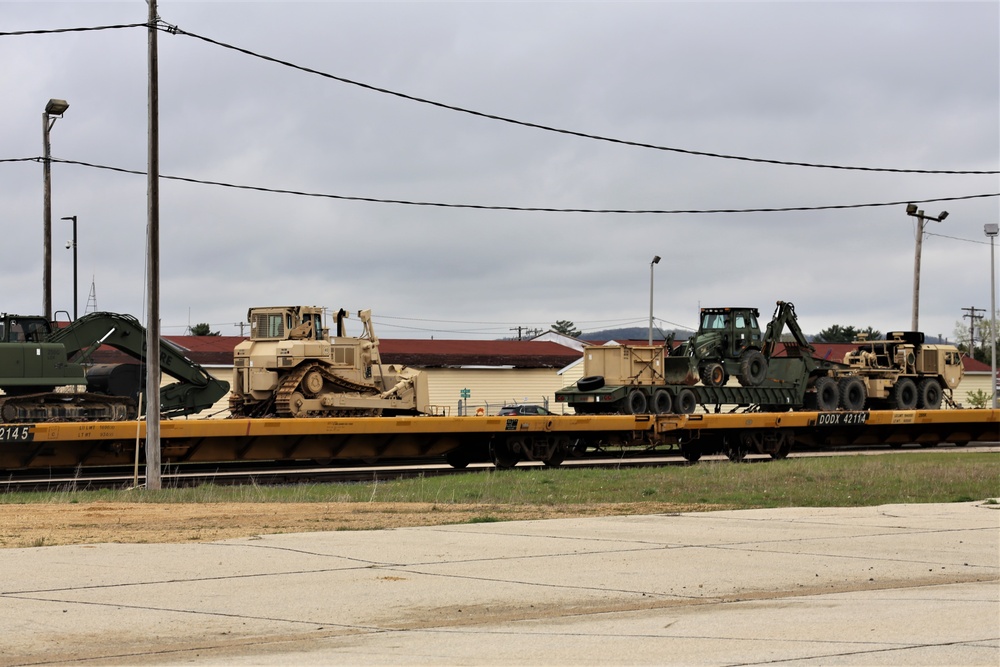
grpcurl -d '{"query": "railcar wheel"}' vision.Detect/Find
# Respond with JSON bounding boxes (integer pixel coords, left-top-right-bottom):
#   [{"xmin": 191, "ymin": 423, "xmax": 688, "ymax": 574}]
[
  {"xmin": 626, "ymin": 389, "xmax": 648, "ymax": 415},
  {"xmin": 838, "ymin": 377, "xmax": 867, "ymax": 411},
  {"xmin": 680, "ymin": 441, "xmax": 702, "ymax": 462},
  {"xmin": 652, "ymin": 389, "xmax": 672, "ymax": 415},
  {"xmin": 724, "ymin": 435, "xmax": 749, "ymax": 462},
  {"xmin": 812, "ymin": 376, "xmax": 840, "ymax": 411},
  {"xmin": 738, "ymin": 350, "xmax": 768, "ymax": 387},
  {"xmin": 543, "ymin": 448, "xmax": 565, "ymax": 467},
  {"xmin": 890, "ymin": 378, "xmax": 918, "ymax": 410},
  {"xmin": 577, "ymin": 375, "xmax": 605, "ymax": 392},
  {"xmin": 771, "ymin": 431, "xmax": 793, "ymax": 459},
  {"xmin": 446, "ymin": 447, "xmax": 472, "ymax": 469},
  {"xmin": 917, "ymin": 379, "xmax": 942, "ymax": 409},
  {"xmin": 490, "ymin": 439, "xmax": 519, "ymax": 469}
]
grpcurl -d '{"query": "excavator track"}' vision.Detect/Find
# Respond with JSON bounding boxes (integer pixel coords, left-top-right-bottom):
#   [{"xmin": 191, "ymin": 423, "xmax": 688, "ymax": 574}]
[
  {"xmin": 274, "ymin": 363, "xmax": 381, "ymax": 418},
  {"xmin": 0, "ymin": 393, "xmax": 136, "ymax": 423}
]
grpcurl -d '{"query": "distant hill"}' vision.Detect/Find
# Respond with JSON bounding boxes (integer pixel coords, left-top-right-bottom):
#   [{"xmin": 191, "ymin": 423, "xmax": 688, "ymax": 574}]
[
  {"xmin": 582, "ymin": 327, "xmax": 690, "ymax": 342},
  {"xmin": 581, "ymin": 327, "xmax": 955, "ymax": 346}
]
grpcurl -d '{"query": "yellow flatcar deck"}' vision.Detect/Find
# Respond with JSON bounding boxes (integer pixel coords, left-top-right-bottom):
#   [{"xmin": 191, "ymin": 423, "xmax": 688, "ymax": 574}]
[{"xmin": 1, "ymin": 409, "xmax": 996, "ymax": 470}]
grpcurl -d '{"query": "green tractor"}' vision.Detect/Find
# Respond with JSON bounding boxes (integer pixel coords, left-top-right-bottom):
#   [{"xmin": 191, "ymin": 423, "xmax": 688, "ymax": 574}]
[{"xmin": 670, "ymin": 306, "xmax": 771, "ymax": 387}]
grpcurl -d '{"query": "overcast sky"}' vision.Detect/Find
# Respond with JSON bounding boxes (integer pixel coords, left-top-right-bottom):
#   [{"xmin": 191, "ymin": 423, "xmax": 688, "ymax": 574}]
[{"xmin": 2, "ymin": 1, "xmax": 997, "ymax": 342}]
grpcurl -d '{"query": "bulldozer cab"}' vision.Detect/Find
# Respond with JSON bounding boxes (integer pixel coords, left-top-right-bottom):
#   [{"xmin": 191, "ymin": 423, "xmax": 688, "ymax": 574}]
[{"xmin": 248, "ymin": 307, "xmax": 326, "ymax": 342}]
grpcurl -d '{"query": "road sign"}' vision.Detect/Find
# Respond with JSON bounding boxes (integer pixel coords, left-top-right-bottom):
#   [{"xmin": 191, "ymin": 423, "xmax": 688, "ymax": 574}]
[{"xmin": 460, "ymin": 388, "xmax": 471, "ymax": 399}]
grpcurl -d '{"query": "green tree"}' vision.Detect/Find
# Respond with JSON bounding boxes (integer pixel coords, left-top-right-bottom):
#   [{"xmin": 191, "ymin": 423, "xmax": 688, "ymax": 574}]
[
  {"xmin": 954, "ymin": 319, "xmax": 997, "ymax": 363},
  {"xmin": 814, "ymin": 325, "xmax": 880, "ymax": 343},
  {"xmin": 190, "ymin": 322, "xmax": 220, "ymax": 336},
  {"xmin": 551, "ymin": 320, "xmax": 582, "ymax": 338}
]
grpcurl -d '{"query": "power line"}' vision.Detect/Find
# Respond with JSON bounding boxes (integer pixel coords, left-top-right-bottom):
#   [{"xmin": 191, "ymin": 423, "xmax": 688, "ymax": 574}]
[
  {"xmin": 5, "ymin": 21, "xmax": 997, "ymax": 176},
  {"xmin": 165, "ymin": 25, "xmax": 998, "ymax": 176},
  {"xmin": 924, "ymin": 231, "xmax": 992, "ymax": 246},
  {"xmin": 0, "ymin": 24, "xmax": 147, "ymax": 37},
  {"xmin": 36, "ymin": 156, "xmax": 1000, "ymax": 215}
]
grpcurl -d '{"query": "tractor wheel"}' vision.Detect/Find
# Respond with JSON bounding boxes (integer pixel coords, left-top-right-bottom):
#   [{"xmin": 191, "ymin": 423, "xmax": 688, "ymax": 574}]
[
  {"xmin": 813, "ymin": 376, "xmax": 840, "ymax": 411},
  {"xmin": 700, "ymin": 362, "xmax": 726, "ymax": 387},
  {"xmin": 918, "ymin": 379, "xmax": 943, "ymax": 409},
  {"xmin": 738, "ymin": 350, "xmax": 768, "ymax": 386},
  {"xmin": 838, "ymin": 377, "xmax": 867, "ymax": 411}
]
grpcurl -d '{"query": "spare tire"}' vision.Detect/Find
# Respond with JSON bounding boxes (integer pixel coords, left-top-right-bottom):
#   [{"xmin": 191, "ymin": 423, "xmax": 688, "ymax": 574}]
[{"xmin": 577, "ymin": 375, "xmax": 605, "ymax": 392}]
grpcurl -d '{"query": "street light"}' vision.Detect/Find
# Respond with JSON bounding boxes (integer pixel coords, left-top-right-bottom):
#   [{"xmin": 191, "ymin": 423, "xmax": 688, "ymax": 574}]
[
  {"xmin": 648, "ymin": 255, "xmax": 661, "ymax": 345},
  {"xmin": 43, "ymin": 98, "xmax": 69, "ymax": 321},
  {"xmin": 905, "ymin": 204, "xmax": 948, "ymax": 331},
  {"xmin": 62, "ymin": 215, "xmax": 78, "ymax": 321},
  {"xmin": 986, "ymin": 223, "xmax": 998, "ymax": 409}
]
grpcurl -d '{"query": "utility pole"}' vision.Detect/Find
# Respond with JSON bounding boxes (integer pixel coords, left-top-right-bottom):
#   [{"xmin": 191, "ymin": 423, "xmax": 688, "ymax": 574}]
[
  {"xmin": 962, "ymin": 306, "xmax": 985, "ymax": 355},
  {"xmin": 145, "ymin": 0, "xmax": 162, "ymax": 490},
  {"xmin": 906, "ymin": 204, "xmax": 949, "ymax": 331}
]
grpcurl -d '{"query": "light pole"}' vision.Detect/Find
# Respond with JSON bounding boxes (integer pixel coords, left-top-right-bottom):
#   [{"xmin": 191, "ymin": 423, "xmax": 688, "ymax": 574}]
[
  {"xmin": 906, "ymin": 204, "xmax": 948, "ymax": 331},
  {"xmin": 986, "ymin": 223, "xmax": 998, "ymax": 409},
  {"xmin": 648, "ymin": 255, "xmax": 661, "ymax": 345},
  {"xmin": 62, "ymin": 215, "xmax": 78, "ymax": 320},
  {"xmin": 42, "ymin": 98, "xmax": 69, "ymax": 322}
]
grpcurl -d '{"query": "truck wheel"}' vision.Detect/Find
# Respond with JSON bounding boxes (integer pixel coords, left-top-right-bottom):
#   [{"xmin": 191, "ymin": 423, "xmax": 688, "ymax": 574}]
[
  {"xmin": 626, "ymin": 389, "xmax": 648, "ymax": 414},
  {"xmin": 652, "ymin": 389, "xmax": 672, "ymax": 415},
  {"xmin": 813, "ymin": 376, "xmax": 840, "ymax": 411},
  {"xmin": 838, "ymin": 377, "xmax": 867, "ymax": 411},
  {"xmin": 738, "ymin": 350, "xmax": 768, "ymax": 386},
  {"xmin": 676, "ymin": 388, "xmax": 697, "ymax": 414},
  {"xmin": 917, "ymin": 379, "xmax": 943, "ymax": 409},
  {"xmin": 890, "ymin": 378, "xmax": 918, "ymax": 410},
  {"xmin": 700, "ymin": 363, "xmax": 726, "ymax": 387},
  {"xmin": 577, "ymin": 375, "xmax": 605, "ymax": 392}
]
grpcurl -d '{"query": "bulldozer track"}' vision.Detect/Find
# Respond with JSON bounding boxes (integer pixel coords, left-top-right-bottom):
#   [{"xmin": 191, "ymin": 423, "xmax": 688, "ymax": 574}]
[{"xmin": 274, "ymin": 362, "xmax": 380, "ymax": 417}]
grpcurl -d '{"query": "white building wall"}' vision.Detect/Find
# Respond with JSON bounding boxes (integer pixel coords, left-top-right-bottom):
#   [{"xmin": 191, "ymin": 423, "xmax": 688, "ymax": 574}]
[
  {"xmin": 423, "ymin": 366, "xmax": 583, "ymax": 415},
  {"xmin": 955, "ymin": 372, "xmax": 993, "ymax": 407}
]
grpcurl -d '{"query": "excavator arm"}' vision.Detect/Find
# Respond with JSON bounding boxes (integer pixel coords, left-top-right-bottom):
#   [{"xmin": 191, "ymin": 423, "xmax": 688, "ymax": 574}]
[
  {"xmin": 761, "ymin": 301, "xmax": 815, "ymax": 359},
  {"xmin": 49, "ymin": 312, "xmax": 230, "ymax": 418}
]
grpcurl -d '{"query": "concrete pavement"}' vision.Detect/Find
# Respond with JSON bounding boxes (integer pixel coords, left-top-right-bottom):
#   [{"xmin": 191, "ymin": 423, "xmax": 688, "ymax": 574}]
[{"xmin": 1, "ymin": 501, "xmax": 998, "ymax": 666}]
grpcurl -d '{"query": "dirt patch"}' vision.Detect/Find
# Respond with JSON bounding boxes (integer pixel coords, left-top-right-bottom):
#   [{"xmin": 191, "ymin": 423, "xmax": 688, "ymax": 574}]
[{"xmin": 0, "ymin": 501, "xmax": 712, "ymax": 548}]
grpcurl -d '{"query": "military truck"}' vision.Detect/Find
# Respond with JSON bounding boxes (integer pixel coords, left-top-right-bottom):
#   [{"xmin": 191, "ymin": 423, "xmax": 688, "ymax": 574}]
[
  {"xmin": 0, "ymin": 311, "xmax": 230, "ymax": 422},
  {"xmin": 229, "ymin": 306, "xmax": 429, "ymax": 418},
  {"xmin": 556, "ymin": 301, "xmax": 963, "ymax": 416}
]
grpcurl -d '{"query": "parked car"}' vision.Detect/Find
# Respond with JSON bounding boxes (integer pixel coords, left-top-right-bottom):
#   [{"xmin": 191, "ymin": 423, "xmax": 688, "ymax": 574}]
[{"xmin": 497, "ymin": 404, "xmax": 553, "ymax": 416}]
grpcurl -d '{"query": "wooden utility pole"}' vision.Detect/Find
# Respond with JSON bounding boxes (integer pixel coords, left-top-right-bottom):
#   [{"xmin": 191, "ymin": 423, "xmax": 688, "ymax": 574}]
[
  {"xmin": 962, "ymin": 306, "xmax": 985, "ymax": 354},
  {"xmin": 145, "ymin": 0, "xmax": 161, "ymax": 490}
]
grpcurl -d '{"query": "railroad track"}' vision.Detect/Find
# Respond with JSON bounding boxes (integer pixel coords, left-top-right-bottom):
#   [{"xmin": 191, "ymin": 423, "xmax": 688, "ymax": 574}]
[{"xmin": 2, "ymin": 442, "xmax": 995, "ymax": 493}]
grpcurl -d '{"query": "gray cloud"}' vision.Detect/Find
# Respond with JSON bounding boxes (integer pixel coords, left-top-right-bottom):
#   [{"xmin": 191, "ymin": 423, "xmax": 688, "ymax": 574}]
[{"xmin": 1, "ymin": 1, "xmax": 996, "ymax": 342}]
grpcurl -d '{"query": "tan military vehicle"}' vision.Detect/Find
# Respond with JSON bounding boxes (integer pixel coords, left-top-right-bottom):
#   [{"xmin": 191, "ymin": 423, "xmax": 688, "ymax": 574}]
[{"xmin": 229, "ymin": 306, "xmax": 428, "ymax": 418}]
